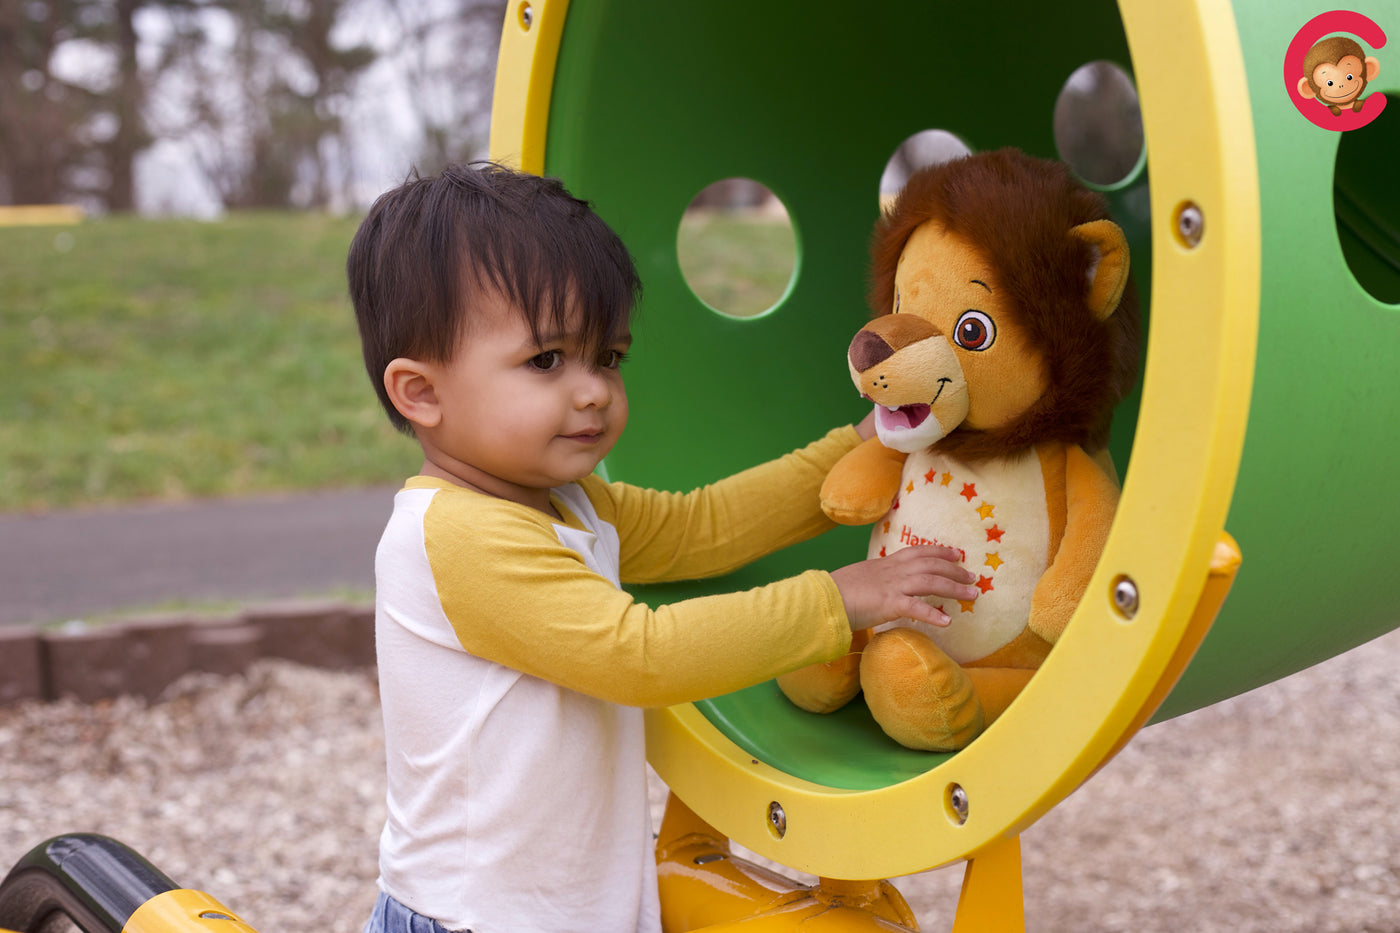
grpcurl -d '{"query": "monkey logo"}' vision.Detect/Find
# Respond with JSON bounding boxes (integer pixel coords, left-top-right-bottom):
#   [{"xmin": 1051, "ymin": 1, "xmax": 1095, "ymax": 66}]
[
  {"xmin": 1298, "ymin": 35, "xmax": 1380, "ymax": 115},
  {"xmin": 1285, "ymin": 11, "xmax": 1388, "ymax": 131}
]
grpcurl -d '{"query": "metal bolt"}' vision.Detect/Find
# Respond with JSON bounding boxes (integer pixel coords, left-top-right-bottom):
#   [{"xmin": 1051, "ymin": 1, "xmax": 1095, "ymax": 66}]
[
  {"xmin": 199, "ymin": 912, "xmax": 234, "ymax": 921},
  {"xmin": 767, "ymin": 801, "xmax": 787, "ymax": 838},
  {"xmin": 519, "ymin": 2, "xmax": 533, "ymax": 29},
  {"xmin": 948, "ymin": 784, "xmax": 969, "ymax": 825},
  {"xmin": 1113, "ymin": 576, "xmax": 1140, "ymax": 619},
  {"xmin": 693, "ymin": 852, "xmax": 727, "ymax": 865},
  {"xmin": 1176, "ymin": 202, "xmax": 1204, "ymax": 248}
]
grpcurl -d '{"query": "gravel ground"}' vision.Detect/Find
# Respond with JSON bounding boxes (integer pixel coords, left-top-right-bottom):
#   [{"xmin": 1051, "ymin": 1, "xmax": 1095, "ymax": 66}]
[{"xmin": 3, "ymin": 629, "xmax": 1400, "ymax": 933}]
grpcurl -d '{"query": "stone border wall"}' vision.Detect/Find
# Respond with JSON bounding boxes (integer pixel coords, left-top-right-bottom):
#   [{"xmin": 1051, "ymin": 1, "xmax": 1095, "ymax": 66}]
[{"xmin": 0, "ymin": 601, "xmax": 374, "ymax": 706}]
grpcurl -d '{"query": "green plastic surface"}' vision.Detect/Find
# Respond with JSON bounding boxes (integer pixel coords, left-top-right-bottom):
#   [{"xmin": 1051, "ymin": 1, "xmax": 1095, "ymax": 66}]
[
  {"xmin": 700, "ymin": 683, "xmax": 952, "ymax": 792},
  {"xmin": 532, "ymin": 0, "xmax": 1400, "ymax": 787},
  {"xmin": 539, "ymin": 0, "xmax": 1147, "ymax": 788},
  {"xmin": 1155, "ymin": 1, "xmax": 1400, "ymax": 719}
]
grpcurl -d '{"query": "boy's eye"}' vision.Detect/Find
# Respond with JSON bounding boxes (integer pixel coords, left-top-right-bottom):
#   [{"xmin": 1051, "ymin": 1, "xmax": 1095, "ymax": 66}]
[
  {"xmin": 529, "ymin": 350, "xmax": 564, "ymax": 371},
  {"xmin": 599, "ymin": 349, "xmax": 628, "ymax": 370}
]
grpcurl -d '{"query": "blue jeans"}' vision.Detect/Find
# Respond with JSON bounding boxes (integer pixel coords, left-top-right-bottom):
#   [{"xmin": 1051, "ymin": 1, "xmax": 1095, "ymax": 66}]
[{"xmin": 363, "ymin": 892, "xmax": 464, "ymax": 933}]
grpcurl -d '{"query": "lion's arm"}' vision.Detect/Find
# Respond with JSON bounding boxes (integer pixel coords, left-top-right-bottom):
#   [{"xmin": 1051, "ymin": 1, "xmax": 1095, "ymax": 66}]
[
  {"xmin": 819, "ymin": 436, "xmax": 909, "ymax": 525},
  {"xmin": 1028, "ymin": 444, "xmax": 1119, "ymax": 644}
]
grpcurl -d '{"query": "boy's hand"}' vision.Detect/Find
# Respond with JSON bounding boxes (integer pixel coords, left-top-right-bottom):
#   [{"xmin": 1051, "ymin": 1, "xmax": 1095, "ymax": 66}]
[
  {"xmin": 830, "ymin": 545, "xmax": 978, "ymax": 631},
  {"xmin": 854, "ymin": 409, "xmax": 877, "ymax": 441}
]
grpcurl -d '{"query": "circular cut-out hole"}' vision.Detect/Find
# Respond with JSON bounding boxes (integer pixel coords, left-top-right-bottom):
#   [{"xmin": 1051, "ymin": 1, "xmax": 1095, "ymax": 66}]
[
  {"xmin": 1054, "ymin": 61, "xmax": 1145, "ymax": 188},
  {"xmin": 677, "ymin": 178, "xmax": 796, "ymax": 318},
  {"xmin": 879, "ymin": 129, "xmax": 972, "ymax": 207},
  {"xmin": 1335, "ymin": 99, "xmax": 1400, "ymax": 304},
  {"xmin": 517, "ymin": 1, "xmax": 533, "ymax": 30}
]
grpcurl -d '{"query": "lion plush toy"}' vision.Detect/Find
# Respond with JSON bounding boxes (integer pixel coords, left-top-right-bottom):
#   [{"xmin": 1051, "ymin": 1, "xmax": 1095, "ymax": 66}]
[{"xmin": 778, "ymin": 148, "xmax": 1141, "ymax": 751}]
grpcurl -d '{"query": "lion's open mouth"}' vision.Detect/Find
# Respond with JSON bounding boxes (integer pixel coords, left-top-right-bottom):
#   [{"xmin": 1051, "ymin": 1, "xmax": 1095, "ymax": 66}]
[{"xmin": 876, "ymin": 403, "xmax": 931, "ymax": 432}]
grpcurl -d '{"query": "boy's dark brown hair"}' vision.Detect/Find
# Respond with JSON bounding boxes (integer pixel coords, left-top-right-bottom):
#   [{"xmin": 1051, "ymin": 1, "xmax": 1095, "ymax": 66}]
[{"xmin": 347, "ymin": 162, "xmax": 642, "ymax": 433}]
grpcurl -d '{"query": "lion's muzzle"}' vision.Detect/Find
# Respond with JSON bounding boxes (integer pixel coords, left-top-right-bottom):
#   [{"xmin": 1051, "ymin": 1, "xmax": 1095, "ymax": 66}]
[{"xmin": 848, "ymin": 315, "xmax": 970, "ymax": 453}]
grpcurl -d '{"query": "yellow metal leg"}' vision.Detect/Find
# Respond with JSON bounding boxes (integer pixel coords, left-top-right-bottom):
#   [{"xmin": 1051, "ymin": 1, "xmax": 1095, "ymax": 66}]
[
  {"xmin": 656, "ymin": 794, "xmax": 920, "ymax": 931},
  {"xmin": 951, "ymin": 836, "xmax": 1024, "ymax": 933}
]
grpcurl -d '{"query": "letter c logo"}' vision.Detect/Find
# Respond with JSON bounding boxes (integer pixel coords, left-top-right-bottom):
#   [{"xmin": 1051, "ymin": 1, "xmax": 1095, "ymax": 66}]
[{"xmin": 1285, "ymin": 10, "xmax": 1388, "ymax": 131}]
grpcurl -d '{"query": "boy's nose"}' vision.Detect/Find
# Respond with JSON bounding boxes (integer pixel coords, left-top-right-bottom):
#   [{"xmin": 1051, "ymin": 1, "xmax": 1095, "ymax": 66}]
[{"xmin": 574, "ymin": 369, "xmax": 614, "ymax": 408}]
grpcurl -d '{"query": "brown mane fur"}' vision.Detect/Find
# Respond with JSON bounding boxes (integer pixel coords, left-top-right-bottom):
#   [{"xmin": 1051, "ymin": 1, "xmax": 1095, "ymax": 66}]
[{"xmin": 868, "ymin": 148, "xmax": 1141, "ymax": 462}]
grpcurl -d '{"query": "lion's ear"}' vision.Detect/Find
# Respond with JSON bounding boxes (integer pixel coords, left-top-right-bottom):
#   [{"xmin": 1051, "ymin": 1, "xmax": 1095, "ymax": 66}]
[{"xmin": 1069, "ymin": 220, "xmax": 1130, "ymax": 320}]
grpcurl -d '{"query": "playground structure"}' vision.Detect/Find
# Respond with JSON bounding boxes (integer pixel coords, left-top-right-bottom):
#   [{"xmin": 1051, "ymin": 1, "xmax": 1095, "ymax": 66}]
[{"xmin": 3, "ymin": 0, "xmax": 1398, "ymax": 930}]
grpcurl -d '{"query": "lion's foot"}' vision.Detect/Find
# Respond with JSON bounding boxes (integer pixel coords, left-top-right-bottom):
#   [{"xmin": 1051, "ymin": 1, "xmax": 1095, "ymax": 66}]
[
  {"xmin": 861, "ymin": 629, "xmax": 983, "ymax": 751},
  {"xmin": 777, "ymin": 630, "xmax": 869, "ymax": 714}
]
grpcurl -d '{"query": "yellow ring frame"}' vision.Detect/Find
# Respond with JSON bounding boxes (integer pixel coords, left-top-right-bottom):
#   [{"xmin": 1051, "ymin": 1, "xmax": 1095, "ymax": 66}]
[{"xmin": 491, "ymin": 0, "xmax": 1260, "ymax": 880}]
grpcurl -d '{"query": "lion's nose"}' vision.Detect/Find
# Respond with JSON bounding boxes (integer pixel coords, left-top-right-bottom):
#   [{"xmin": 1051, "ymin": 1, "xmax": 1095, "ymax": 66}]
[{"xmin": 849, "ymin": 330, "xmax": 894, "ymax": 372}]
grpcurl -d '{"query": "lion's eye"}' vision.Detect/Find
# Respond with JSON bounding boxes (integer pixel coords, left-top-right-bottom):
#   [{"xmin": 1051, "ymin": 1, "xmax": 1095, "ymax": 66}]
[{"xmin": 954, "ymin": 310, "xmax": 996, "ymax": 351}]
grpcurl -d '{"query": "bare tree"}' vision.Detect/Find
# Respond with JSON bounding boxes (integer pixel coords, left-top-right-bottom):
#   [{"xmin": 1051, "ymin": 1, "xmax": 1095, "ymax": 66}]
[
  {"xmin": 0, "ymin": 0, "xmax": 140, "ymax": 206},
  {"xmin": 1, "ymin": 0, "xmax": 507, "ymax": 211},
  {"xmin": 122, "ymin": 0, "xmax": 374, "ymax": 210},
  {"xmin": 254, "ymin": 0, "xmax": 374, "ymax": 206},
  {"xmin": 103, "ymin": 0, "xmax": 147, "ymax": 209},
  {"xmin": 382, "ymin": 0, "xmax": 505, "ymax": 173}
]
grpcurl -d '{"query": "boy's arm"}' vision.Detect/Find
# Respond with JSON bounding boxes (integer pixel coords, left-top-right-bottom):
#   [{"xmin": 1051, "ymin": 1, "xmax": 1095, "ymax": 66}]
[
  {"xmin": 596, "ymin": 425, "xmax": 863, "ymax": 584},
  {"xmin": 423, "ymin": 497, "xmax": 851, "ymax": 707}
]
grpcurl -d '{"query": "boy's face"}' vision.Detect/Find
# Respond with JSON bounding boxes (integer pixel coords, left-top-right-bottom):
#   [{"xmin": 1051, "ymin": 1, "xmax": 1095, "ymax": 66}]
[{"xmin": 421, "ymin": 290, "xmax": 629, "ymax": 510}]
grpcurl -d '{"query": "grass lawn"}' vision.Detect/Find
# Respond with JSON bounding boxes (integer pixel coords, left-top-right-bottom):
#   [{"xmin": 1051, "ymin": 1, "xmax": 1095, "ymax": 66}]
[
  {"xmin": 2, "ymin": 210, "xmax": 797, "ymax": 512},
  {"xmin": 676, "ymin": 208, "xmax": 796, "ymax": 317},
  {"xmin": 0, "ymin": 213, "xmax": 419, "ymax": 512}
]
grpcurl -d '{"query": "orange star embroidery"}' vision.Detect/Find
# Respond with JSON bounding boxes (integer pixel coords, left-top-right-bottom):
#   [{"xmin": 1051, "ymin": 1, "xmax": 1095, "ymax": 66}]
[
  {"xmin": 985, "ymin": 552, "xmax": 1004, "ymax": 570},
  {"xmin": 924, "ymin": 469, "xmax": 937, "ymax": 484},
  {"xmin": 906, "ymin": 480, "xmax": 914, "ymax": 494},
  {"xmin": 976, "ymin": 501, "xmax": 995, "ymax": 520},
  {"xmin": 879, "ymin": 546, "xmax": 887, "ymax": 557},
  {"xmin": 986, "ymin": 524, "xmax": 1005, "ymax": 543},
  {"xmin": 883, "ymin": 521, "xmax": 891, "ymax": 534},
  {"xmin": 940, "ymin": 472, "xmax": 953, "ymax": 486},
  {"xmin": 961, "ymin": 483, "xmax": 977, "ymax": 501},
  {"xmin": 958, "ymin": 599, "xmax": 977, "ymax": 613},
  {"xmin": 976, "ymin": 575, "xmax": 995, "ymax": 594}
]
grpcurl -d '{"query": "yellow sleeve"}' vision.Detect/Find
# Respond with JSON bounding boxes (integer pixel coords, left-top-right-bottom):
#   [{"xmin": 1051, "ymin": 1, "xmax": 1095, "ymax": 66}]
[
  {"xmin": 423, "ymin": 490, "xmax": 852, "ymax": 708},
  {"xmin": 585, "ymin": 425, "xmax": 863, "ymax": 584}
]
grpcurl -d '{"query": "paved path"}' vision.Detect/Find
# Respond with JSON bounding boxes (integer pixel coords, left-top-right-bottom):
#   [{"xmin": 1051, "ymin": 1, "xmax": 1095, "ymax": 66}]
[{"xmin": 0, "ymin": 487, "xmax": 398, "ymax": 626}]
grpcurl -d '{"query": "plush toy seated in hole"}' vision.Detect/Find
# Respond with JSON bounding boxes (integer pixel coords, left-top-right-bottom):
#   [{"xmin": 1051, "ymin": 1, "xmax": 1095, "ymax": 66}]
[{"xmin": 778, "ymin": 149, "xmax": 1141, "ymax": 751}]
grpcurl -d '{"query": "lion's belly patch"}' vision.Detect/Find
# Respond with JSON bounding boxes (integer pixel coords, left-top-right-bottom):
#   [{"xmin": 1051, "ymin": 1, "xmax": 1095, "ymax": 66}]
[{"xmin": 867, "ymin": 449, "xmax": 1050, "ymax": 663}]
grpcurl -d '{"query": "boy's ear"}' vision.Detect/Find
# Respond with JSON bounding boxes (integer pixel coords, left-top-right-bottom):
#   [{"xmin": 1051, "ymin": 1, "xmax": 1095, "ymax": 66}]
[{"xmin": 384, "ymin": 358, "xmax": 442, "ymax": 429}]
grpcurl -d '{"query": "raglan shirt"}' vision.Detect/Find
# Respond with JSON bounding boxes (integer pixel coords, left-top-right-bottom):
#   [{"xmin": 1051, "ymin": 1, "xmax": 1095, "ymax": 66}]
[{"xmin": 373, "ymin": 426, "xmax": 860, "ymax": 932}]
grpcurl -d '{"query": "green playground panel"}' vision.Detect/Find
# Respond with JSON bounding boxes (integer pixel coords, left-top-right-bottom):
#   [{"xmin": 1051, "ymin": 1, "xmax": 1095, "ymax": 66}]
[
  {"xmin": 701, "ymin": 681, "xmax": 953, "ymax": 791},
  {"xmin": 540, "ymin": 0, "xmax": 1145, "ymax": 789},
  {"xmin": 537, "ymin": 0, "xmax": 1400, "ymax": 786},
  {"xmin": 1157, "ymin": 0, "xmax": 1400, "ymax": 719}
]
